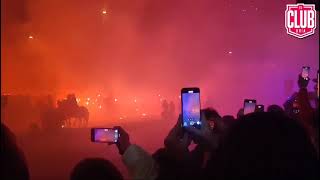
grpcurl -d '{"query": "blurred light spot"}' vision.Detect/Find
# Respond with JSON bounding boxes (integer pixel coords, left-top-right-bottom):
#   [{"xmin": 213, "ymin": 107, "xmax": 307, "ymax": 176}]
[
  {"xmin": 28, "ymin": 35, "xmax": 33, "ymax": 39},
  {"xmin": 114, "ymin": 98, "xmax": 118, "ymax": 102},
  {"xmin": 228, "ymin": 51, "xmax": 232, "ymax": 54},
  {"xmin": 142, "ymin": 113, "xmax": 147, "ymax": 116},
  {"xmin": 99, "ymin": 105, "xmax": 102, "ymax": 109}
]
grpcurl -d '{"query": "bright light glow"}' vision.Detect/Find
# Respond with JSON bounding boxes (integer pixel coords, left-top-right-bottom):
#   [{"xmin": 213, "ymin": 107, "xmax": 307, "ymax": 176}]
[
  {"xmin": 87, "ymin": 98, "xmax": 90, "ymax": 101},
  {"xmin": 28, "ymin": 35, "xmax": 33, "ymax": 39},
  {"xmin": 86, "ymin": 102, "xmax": 89, "ymax": 105},
  {"xmin": 228, "ymin": 51, "xmax": 232, "ymax": 54},
  {"xmin": 76, "ymin": 98, "xmax": 81, "ymax": 102},
  {"xmin": 142, "ymin": 113, "xmax": 147, "ymax": 116},
  {"xmin": 61, "ymin": 125, "xmax": 65, "ymax": 128},
  {"xmin": 134, "ymin": 99, "xmax": 137, "ymax": 103},
  {"xmin": 114, "ymin": 98, "xmax": 118, "ymax": 102},
  {"xmin": 119, "ymin": 117, "xmax": 123, "ymax": 120},
  {"xmin": 102, "ymin": 9, "xmax": 107, "ymax": 14},
  {"xmin": 97, "ymin": 94, "xmax": 101, "ymax": 97},
  {"xmin": 99, "ymin": 105, "xmax": 102, "ymax": 109},
  {"xmin": 158, "ymin": 94, "xmax": 161, "ymax": 97}
]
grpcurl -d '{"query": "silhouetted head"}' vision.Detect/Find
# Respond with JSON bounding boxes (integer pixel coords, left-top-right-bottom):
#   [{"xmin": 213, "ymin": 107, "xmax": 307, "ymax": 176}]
[
  {"xmin": 222, "ymin": 115, "xmax": 235, "ymax": 127},
  {"xmin": 202, "ymin": 108, "xmax": 221, "ymax": 130},
  {"xmin": 1, "ymin": 123, "xmax": 30, "ymax": 180},
  {"xmin": 203, "ymin": 108, "xmax": 221, "ymax": 120},
  {"xmin": 207, "ymin": 112, "xmax": 318, "ymax": 179},
  {"xmin": 70, "ymin": 158, "xmax": 123, "ymax": 180},
  {"xmin": 267, "ymin": 104, "xmax": 284, "ymax": 113},
  {"xmin": 237, "ymin": 108, "xmax": 244, "ymax": 119}
]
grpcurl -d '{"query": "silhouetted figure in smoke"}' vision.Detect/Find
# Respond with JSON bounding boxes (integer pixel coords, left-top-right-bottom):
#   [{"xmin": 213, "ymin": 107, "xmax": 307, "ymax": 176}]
[
  {"xmin": 39, "ymin": 95, "xmax": 65, "ymax": 130},
  {"xmin": 57, "ymin": 94, "xmax": 89, "ymax": 127},
  {"xmin": 42, "ymin": 106, "xmax": 65, "ymax": 130},
  {"xmin": 70, "ymin": 158, "xmax": 123, "ymax": 180},
  {"xmin": 168, "ymin": 101, "xmax": 176, "ymax": 120},
  {"xmin": 1, "ymin": 123, "xmax": 30, "ymax": 180},
  {"xmin": 161, "ymin": 100, "xmax": 170, "ymax": 120}
]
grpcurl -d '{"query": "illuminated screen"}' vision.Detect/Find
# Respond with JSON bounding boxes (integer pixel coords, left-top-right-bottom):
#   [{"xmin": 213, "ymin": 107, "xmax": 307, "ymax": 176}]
[
  {"xmin": 244, "ymin": 100, "xmax": 256, "ymax": 115},
  {"xmin": 182, "ymin": 92, "xmax": 201, "ymax": 128},
  {"xmin": 93, "ymin": 129, "xmax": 119, "ymax": 143}
]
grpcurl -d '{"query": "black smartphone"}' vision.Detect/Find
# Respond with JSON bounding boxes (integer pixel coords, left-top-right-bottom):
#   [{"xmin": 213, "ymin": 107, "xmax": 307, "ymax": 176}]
[
  {"xmin": 302, "ymin": 66, "xmax": 310, "ymax": 79},
  {"xmin": 243, "ymin": 99, "xmax": 257, "ymax": 115},
  {"xmin": 181, "ymin": 87, "xmax": 201, "ymax": 129},
  {"xmin": 255, "ymin": 104, "xmax": 264, "ymax": 112},
  {"xmin": 91, "ymin": 128, "xmax": 119, "ymax": 143}
]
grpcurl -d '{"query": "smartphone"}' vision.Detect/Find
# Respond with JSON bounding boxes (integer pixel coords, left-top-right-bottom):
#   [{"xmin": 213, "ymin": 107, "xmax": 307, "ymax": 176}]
[
  {"xmin": 181, "ymin": 87, "xmax": 201, "ymax": 129},
  {"xmin": 301, "ymin": 66, "xmax": 310, "ymax": 79},
  {"xmin": 255, "ymin": 104, "xmax": 264, "ymax": 112},
  {"xmin": 91, "ymin": 128, "xmax": 119, "ymax": 143},
  {"xmin": 243, "ymin": 99, "xmax": 257, "ymax": 115}
]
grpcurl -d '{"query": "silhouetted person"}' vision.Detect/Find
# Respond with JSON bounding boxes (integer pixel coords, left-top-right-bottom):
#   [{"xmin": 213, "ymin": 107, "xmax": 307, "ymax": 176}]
[
  {"xmin": 168, "ymin": 101, "xmax": 175, "ymax": 119},
  {"xmin": 190, "ymin": 109, "xmax": 230, "ymax": 169},
  {"xmin": 70, "ymin": 158, "xmax": 123, "ymax": 180},
  {"xmin": 237, "ymin": 108, "xmax": 244, "ymax": 119},
  {"xmin": 205, "ymin": 112, "xmax": 318, "ymax": 179},
  {"xmin": 161, "ymin": 100, "xmax": 169, "ymax": 120},
  {"xmin": 266, "ymin": 104, "xmax": 284, "ymax": 113},
  {"xmin": 111, "ymin": 126, "xmax": 158, "ymax": 180},
  {"xmin": 1, "ymin": 123, "xmax": 30, "ymax": 180},
  {"xmin": 221, "ymin": 115, "xmax": 235, "ymax": 129}
]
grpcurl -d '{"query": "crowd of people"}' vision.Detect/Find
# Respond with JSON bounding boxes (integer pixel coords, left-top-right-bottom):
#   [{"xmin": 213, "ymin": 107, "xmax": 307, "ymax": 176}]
[{"xmin": 2, "ymin": 72, "xmax": 319, "ymax": 180}]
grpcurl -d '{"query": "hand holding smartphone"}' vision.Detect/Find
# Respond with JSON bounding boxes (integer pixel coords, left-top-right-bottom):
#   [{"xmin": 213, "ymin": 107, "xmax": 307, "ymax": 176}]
[
  {"xmin": 244, "ymin": 99, "xmax": 257, "ymax": 115},
  {"xmin": 91, "ymin": 128, "xmax": 119, "ymax": 143},
  {"xmin": 181, "ymin": 88, "xmax": 201, "ymax": 129},
  {"xmin": 255, "ymin": 104, "xmax": 264, "ymax": 112}
]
